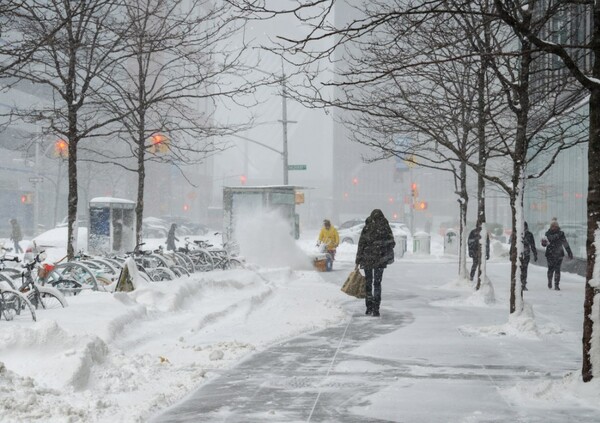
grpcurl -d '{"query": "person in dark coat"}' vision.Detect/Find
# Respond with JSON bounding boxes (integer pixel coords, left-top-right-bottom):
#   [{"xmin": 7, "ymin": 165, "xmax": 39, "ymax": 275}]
[
  {"xmin": 511, "ymin": 222, "xmax": 538, "ymax": 291},
  {"xmin": 166, "ymin": 223, "xmax": 179, "ymax": 251},
  {"xmin": 544, "ymin": 219, "xmax": 573, "ymax": 290},
  {"xmin": 355, "ymin": 209, "xmax": 395, "ymax": 317},
  {"xmin": 468, "ymin": 226, "xmax": 490, "ymax": 281},
  {"xmin": 9, "ymin": 218, "xmax": 23, "ymax": 254}
]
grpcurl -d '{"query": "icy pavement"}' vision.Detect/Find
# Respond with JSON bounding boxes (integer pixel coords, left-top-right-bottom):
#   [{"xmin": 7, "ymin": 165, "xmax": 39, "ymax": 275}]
[{"xmin": 153, "ymin": 258, "xmax": 600, "ymax": 423}]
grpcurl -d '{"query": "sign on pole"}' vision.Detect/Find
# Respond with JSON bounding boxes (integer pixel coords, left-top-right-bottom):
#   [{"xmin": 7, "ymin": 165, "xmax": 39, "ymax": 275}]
[
  {"xmin": 29, "ymin": 177, "xmax": 44, "ymax": 183},
  {"xmin": 288, "ymin": 164, "xmax": 307, "ymax": 171}
]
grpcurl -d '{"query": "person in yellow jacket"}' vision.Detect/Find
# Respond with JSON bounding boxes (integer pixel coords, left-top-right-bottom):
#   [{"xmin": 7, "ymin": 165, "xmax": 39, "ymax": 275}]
[{"xmin": 317, "ymin": 219, "xmax": 339, "ymax": 271}]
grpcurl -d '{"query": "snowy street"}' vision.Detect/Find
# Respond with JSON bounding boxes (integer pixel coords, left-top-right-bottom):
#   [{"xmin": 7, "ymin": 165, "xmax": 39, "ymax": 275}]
[{"xmin": 2, "ymin": 235, "xmax": 600, "ymax": 423}]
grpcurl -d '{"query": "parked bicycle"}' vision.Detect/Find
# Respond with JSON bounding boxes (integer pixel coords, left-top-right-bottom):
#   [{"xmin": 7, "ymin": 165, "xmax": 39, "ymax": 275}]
[
  {"xmin": 0, "ymin": 255, "xmax": 36, "ymax": 321},
  {"xmin": 18, "ymin": 251, "xmax": 68, "ymax": 309}
]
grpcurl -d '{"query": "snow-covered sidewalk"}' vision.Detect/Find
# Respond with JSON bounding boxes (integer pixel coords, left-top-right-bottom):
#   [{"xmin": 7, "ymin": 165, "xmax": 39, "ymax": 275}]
[{"xmin": 154, "ymin": 253, "xmax": 600, "ymax": 422}]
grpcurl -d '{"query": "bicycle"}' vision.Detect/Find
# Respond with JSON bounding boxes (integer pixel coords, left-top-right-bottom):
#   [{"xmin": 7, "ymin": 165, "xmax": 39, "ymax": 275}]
[
  {"xmin": 0, "ymin": 256, "xmax": 36, "ymax": 321},
  {"xmin": 193, "ymin": 239, "xmax": 243, "ymax": 270},
  {"xmin": 18, "ymin": 251, "xmax": 68, "ymax": 309}
]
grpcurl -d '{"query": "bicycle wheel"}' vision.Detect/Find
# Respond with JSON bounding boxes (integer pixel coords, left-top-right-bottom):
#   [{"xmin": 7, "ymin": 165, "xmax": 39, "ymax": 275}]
[
  {"xmin": 28, "ymin": 286, "xmax": 68, "ymax": 309},
  {"xmin": 49, "ymin": 279, "xmax": 83, "ymax": 296},
  {"xmin": 1, "ymin": 289, "xmax": 36, "ymax": 321},
  {"xmin": 170, "ymin": 265, "xmax": 190, "ymax": 277},
  {"xmin": 0, "ymin": 272, "xmax": 17, "ymax": 290},
  {"xmin": 192, "ymin": 250, "xmax": 214, "ymax": 272},
  {"xmin": 148, "ymin": 267, "xmax": 175, "ymax": 282},
  {"xmin": 224, "ymin": 258, "xmax": 243, "ymax": 270}
]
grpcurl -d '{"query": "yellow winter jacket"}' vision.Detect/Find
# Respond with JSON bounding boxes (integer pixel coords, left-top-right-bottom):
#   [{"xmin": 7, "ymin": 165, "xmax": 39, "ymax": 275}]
[{"xmin": 318, "ymin": 226, "xmax": 339, "ymax": 250}]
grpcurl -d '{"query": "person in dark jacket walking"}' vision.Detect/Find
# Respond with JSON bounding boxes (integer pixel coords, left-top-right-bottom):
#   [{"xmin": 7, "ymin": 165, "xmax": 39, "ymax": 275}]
[
  {"xmin": 166, "ymin": 223, "xmax": 179, "ymax": 251},
  {"xmin": 544, "ymin": 219, "xmax": 573, "ymax": 290},
  {"xmin": 355, "ymin": 209, "xmax": 395, "ymax": 317},
  {"xmin": 468, "ymin": 226, "xmax": 490, "ymax": 281},
  {"xmin": 9, "ymin": 218, "xmax": 23, "ymax": 254},
  {"xmin": 511, "ymin": 222, "xmax": 538, "ymax": 291}
]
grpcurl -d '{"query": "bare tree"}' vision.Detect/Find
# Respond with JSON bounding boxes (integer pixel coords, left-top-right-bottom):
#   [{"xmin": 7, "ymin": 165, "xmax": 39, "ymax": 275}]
[
  {"xmin": 230, "ymin": 0, "xmax": 586, "ymax": 309},
  {"xmin": 492, "ymin": 0, "xmax": 600, "ymax": 383},
  {"xmin": 88, "ymin": 0, "xmax": 257, "ymax": 245},
  {"xmin": 2, "ymin": 0, "xmax": 132, "ymax": 259}
]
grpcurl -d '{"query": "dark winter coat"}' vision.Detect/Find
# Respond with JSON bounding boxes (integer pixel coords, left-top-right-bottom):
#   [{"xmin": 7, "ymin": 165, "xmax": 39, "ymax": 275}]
[
  {"xmin": 523, "ymin": 230, "xmax": 537, "ymax": 259},
  {"xmin": 166, "ymin": 225, "xmax": 179, "ymax": 250},
  {"xmin": 10, "ymin": 221, "xmax": 22, "ymax": 242},
  {"xmin": 468, "ymin": 228, "xmax": 490, "ymax": 259},
  {"xmin": 510, "ymin": 230, "xmax": 538, "ymax": 260},
  {"xmin": 356, "ymin": 209, "xmax": 395, "ymax": 269},
  {"xmin": 544, "ymin": 228, "xmax": 573, "ymax": 260}
]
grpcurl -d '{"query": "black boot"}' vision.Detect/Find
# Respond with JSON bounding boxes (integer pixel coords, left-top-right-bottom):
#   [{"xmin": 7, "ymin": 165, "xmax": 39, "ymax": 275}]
[
  {"xmin": 555, "ymin": 285, "xmax": 560, "ymax": 291},
  {"xmin": 365, "ymin": 307, "xmax": 372, "ymax": 315},
  {"xmin": 548, "ymin": 280, "xmax": 552, "ymax": 289},
  {"xmin": 372, "ymin": 310, "xmax": 380, "ymax": 317}
]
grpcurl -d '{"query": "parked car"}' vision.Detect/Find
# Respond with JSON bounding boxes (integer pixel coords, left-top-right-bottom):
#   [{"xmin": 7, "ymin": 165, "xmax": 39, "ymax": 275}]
[
  {"xmin": 389, "ymin": 221, "xmax": 410, "ymax": 236},
  {"xmin": 338, "ymin": 219, "xmax": 365, "ymax": 230},
  {"xmin": 339, "ymin": 223, "xmax": 365, "ymax": 244}
]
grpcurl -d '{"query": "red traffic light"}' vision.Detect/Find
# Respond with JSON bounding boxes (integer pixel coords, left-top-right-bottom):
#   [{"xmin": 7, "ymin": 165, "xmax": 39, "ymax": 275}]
[
  {"xmin": 21, "ymin": 194, "xmax": 27, "ymax": 203},
  {"xmin": 352, "ymin": 177, "xmax": 358, "ymax": 186},
  {"xmin": 55, "ymin": 139, "xmax": 69, "ymax": 158},
  {"xmin": 240, "ymin": 175, "xmax": 247, "ymax": 185}
]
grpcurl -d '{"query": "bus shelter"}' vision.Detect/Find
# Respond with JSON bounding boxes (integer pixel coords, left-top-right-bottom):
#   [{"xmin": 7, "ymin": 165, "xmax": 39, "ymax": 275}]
[{"xmin": 88, "ymin": 197, "xmax": 136, "ymax": 255}]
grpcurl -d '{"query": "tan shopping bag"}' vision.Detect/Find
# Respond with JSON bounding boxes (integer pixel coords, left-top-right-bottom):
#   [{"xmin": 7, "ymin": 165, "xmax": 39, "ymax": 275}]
[{"xmin": 341, "ymin": 269, "xmax": 366, "ymax": 298}]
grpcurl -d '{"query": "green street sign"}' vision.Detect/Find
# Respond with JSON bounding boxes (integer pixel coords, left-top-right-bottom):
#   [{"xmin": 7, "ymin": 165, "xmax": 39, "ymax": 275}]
[{"xmin": 288, "ymin": 164, "xmax": 307, "ymax": 170}]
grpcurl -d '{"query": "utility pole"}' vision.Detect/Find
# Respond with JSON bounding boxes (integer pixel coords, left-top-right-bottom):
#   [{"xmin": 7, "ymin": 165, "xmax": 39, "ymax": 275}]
[{"xmin": 280, "ymin": 64, "xmax": 289, "ymax": 185}]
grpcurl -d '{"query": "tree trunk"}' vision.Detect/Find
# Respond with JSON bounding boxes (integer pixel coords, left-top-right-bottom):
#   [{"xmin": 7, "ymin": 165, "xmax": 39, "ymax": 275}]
[
  {"xmin": 135, "ymin": 112, "xmax": 146, "ymax": 247},
  {"xmin": 66, "ymin": 135, "xmax": 78, "ymax": 260},
  {"xmin": 458, "ymin": 160, "xmax": 469, "ymax": 280},
  {"xmin": 583, "ymin": 83, "xmax": 600, "ymax": 381},
  {"xmin": 475, "ymin": 61, "xmax": 487, "ymax": 291}
]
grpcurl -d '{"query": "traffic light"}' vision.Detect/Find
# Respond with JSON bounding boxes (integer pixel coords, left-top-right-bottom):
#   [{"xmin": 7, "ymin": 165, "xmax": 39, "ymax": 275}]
[
  {"xmin": 183, "ymin": 204, "xmax": 190, "ymax": 212},
  {"xmin": 411, "ymin": 182, "xmax": 418, "ymax": 198},
  {"xmin": 415, "ymin": 201, "xmax": 427, "ymax": 210},
  {"xmin": 240, "ymin": 175, "xmax": 247, "ymax": 185},
  {"xmin": 20, "ymin": 193, "xmax": 33, "ymax": 204},
  {"xmin": 149, "ymin": 133, "xmax": 169, "ymax": 153},
  {"xmin": 54, "ymin": 139, "xmax": 68, "ymax": 158},
  {"xmin": 352, "ymin": 177, "xmax": 359, "ymax": 186}
]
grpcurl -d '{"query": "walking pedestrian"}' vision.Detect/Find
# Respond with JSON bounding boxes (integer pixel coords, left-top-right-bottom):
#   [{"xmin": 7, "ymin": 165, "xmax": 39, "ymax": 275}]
[
  {"xmin": 317, "ymin": 219, "xmax": 339, "ymax": 271},
  {"xmin": 511, "ymin": 222, "xmax": 538, "ymax": 291},
  {"xmin": 355, "ymin": 209, "xmax": 395, "ymax": 317},
  {"xmin": 166, "ymin": 223, "xmax": 179, "ymax": 251},
  {"xmin": 543, "ymin": 219, "xmax": 573, "ymax": 290},
  {"xmin": 9, "ymin": 218, "xmax": 23, "ymax": 254},
  {"xmin": 468, "ymin": 226, "xmax": 490, "ymax": 281}
]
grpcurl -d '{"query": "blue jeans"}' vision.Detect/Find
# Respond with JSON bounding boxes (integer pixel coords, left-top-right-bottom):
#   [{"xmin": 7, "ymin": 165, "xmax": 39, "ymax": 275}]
[
  {"xmin": 364, "ymin": 268, "xmax": 384, "ymax": 311},
  {"xmin": 13, "ymin": 241, "xmax": 23, "ymax": 254},
  {"xmin": 325, "ymin": 250, "xmax": 335, "ymax": 271}
]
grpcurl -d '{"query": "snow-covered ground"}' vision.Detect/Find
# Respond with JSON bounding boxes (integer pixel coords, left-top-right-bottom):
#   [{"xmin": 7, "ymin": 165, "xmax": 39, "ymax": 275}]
[{"xmin": 1, "ymin": 230, "xmax": 599, "ymax": 422}]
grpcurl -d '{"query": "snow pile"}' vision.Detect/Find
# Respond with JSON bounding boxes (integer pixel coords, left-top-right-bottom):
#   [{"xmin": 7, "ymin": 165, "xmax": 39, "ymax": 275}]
[
  {"xmin": 0, "ymin": 265, "xmax": 346, "ymax": 423},
  {"xmin": 459, "ymin": 302, "xmax": 540, "ymax": 338},
  {"xmin": 502, "ymin": 372, "xmax": 600, "ymax": 412}
]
